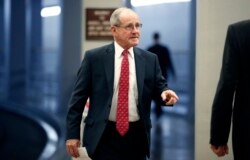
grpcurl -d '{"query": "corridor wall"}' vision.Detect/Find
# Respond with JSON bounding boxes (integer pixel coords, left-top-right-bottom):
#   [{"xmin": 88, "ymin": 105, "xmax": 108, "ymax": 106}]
[
  {"xmin": 82, "ymin": 0, "xmax": 123, "ymax": 58},
  {"xmin": 195, "ymin": 0, "xmax": 250, "ymax": 159}
]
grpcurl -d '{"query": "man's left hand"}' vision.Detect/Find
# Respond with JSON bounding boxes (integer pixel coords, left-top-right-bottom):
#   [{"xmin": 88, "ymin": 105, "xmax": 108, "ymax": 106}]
[{"xmin": 161, "ymin": 89, "xmax": 179, "ymax": 105}]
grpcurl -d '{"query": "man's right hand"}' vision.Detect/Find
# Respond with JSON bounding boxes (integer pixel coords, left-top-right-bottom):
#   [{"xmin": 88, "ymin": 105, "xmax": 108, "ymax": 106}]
[
  {"xmin": 210, "ymin": 144, "xmax": 229, "ymax": 157},
  {"xmin": 66, "ymin": 139, "xmax": 80, "ymax": 158}
]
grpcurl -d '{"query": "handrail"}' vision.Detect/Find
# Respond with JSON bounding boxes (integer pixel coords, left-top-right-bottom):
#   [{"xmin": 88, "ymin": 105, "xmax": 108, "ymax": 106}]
[
  {"xmin": 38, "ymin": 121, "xmax": 59, "ymax": 160},
  {"xmin": 0, "ymin": 102, "xmax": 62, "ymax": 159}
]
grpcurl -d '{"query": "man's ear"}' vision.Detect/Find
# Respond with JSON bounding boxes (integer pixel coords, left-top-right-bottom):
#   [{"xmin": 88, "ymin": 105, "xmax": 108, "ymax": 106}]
[{"xmin": 110, "ymin": 26, "xmax": 116, "ymax": 33}]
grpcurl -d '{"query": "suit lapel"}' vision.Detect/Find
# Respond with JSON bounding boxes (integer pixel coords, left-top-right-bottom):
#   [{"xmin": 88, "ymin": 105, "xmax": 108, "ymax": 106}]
[
  {"xmin": 102, "ymin": 45, "xmax": 145, "ymax": 102},
  {"xmin": 103, "ymin": 44, "xmax": 115, "ymax": 95},
  {"xmin": 134, "ymin": 48, "xmax": 145, "ymax": 102}
]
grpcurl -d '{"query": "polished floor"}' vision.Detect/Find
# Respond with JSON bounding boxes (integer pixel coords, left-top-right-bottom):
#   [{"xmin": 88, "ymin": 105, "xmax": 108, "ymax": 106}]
[
  {"xmin": 1, "ymin": 86, "xmax": 194, "ymax": 160},
  {"xmin": 58, "ymin": 108, "xmax": 194, "ymax": 160},
  {"xmin": 60, "ymin": 89, "xmax": 194, "ymax": 160},
  {"xmin": 53, "ymin": 90, "xmax": 194, "ymax": 160},
  {"xmin": 63, "ymin": 108, "xmax": 194, "ymax": 160},
  {"xmin": 1, "ymin": 75, "xmax": 194, "ymax": 160},
  {"xmin": 149, "ymin": 107, "xmax": 194, "ymax": 160},
  {"xmin": 1, "ymin": 57, "xmax": 194, "ymax": 160}
]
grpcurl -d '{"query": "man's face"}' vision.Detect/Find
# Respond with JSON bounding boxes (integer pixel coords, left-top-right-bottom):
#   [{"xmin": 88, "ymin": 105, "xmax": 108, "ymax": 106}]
[{"xmin": 111, "ymin": 12, "xmax": 141, "ymax": 49}]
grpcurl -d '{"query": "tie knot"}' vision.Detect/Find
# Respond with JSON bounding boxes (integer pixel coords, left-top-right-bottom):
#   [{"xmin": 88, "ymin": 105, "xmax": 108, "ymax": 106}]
[{"xmin": 122, "ymin": 50, "xmax": 129, "ymax": 56}]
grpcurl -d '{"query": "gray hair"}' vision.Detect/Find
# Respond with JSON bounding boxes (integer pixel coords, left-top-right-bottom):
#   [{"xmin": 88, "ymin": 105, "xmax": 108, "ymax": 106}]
[{"xmin": 109, "ymin": 7, "xmax": 136, "ymax": 26}]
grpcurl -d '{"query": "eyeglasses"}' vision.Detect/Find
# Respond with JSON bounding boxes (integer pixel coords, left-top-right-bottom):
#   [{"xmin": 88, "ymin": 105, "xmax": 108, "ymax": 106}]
[{"xmin": 115, "ymin": 23, "xmax": 143, "ymax": 31}]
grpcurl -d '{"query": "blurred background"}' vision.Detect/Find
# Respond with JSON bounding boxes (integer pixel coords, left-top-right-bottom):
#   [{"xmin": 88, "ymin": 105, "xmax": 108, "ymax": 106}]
[{"xmin": 1, "ymin": 0, "xmax": 250, "ymax": 159}]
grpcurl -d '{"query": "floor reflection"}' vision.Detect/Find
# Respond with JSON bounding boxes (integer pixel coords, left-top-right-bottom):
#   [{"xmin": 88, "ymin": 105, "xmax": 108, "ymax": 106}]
[
  {"xmin": 150, "ymin": 111, "xmax": 194, "ymax": 160},
  {"xmin": 149, "ymin": 89, "xmax": 194, "ymax": 160},
  {"xmin": 1, "ymin": 72, "xmax": 193, "ymax": 160}
]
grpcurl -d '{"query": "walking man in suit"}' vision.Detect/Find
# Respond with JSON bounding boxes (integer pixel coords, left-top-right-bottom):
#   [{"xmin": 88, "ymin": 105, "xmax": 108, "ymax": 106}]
[
  {"xmin": 66, "ymin": 7, "xmax": 179, "ymax": 160},
  {"xmin": 210, "ymin": 20, "xmax": 250, "ymax": 160},
  {"xmin": 147, "ymin": 32, "xmax": 176, "ymax": 120}
]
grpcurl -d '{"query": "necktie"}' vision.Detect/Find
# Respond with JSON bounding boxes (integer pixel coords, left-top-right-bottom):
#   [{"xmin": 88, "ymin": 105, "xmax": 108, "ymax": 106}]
[{"xmin": 116, "ymin": 50, "xmax": 129, "ymax": 136}]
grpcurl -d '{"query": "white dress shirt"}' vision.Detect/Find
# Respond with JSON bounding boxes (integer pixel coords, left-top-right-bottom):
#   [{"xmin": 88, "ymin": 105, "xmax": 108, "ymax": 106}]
[{"xmin": 109, "ymin": 42, "xmax": 139, "ymax": 122}]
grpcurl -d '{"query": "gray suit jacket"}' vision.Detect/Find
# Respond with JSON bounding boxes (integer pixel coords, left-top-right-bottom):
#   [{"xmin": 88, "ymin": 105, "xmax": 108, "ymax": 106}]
[{"xmin": 66, "ymin": 43, "xmax": 168, "ymax": 158}]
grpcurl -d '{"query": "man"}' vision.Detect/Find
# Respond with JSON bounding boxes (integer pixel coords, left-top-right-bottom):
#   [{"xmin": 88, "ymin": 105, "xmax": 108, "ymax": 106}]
[
  {"xmin": 210, "ymin": 20, "xmax": 250, "ymax": 160},
  {"xmin": 66, "ymin": 7, "xmax": 179, "ymax": 160},
  {"xmin": 147, "ymin": 32, "xmax": 175, "ymax": 81},
  {"xmin": 147, "ymin": 32, "xmax": 176, "ymax": 120}
]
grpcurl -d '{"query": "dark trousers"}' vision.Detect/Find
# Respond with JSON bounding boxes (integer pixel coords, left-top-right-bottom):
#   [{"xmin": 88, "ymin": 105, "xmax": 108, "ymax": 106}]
[
  {"xmin": 232, "ymin": 129, "xmax": 250, "ymax": 160},
  {"xmin": 92, "ymin": 120, "xmax": 147, "ymax": 160},
  {"xmin": 154, "ymin": 100, "xmax": 163, "ymax": 119}
]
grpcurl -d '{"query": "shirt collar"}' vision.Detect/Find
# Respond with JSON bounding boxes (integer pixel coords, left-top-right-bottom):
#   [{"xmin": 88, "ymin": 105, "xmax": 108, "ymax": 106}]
[{"xmin": 114, "ymin": 41, "xmax": 134, "ymax": 59}]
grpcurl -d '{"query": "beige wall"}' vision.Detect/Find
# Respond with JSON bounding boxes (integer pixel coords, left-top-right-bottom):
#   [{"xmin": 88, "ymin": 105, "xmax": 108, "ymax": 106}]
[
  {"xmin": 79, "ymin": 1, "xmax": 123, "ymax": 159},
  {"xmin": 195, "ymin": 0, "xmax": 250, "ymax": 159},
  {"xmin": 81, "ymin": 0, "xmax": 123, "ymax": 58}
]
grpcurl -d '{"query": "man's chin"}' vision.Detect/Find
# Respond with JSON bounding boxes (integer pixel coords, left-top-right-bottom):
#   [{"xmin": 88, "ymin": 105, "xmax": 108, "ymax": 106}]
[{"xmin": 131, "ymin": 40, "xmax": 139, "ymax": 46}]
